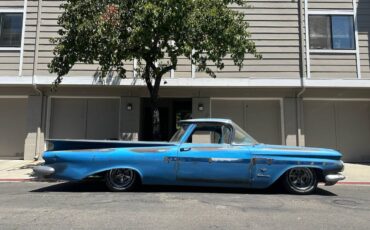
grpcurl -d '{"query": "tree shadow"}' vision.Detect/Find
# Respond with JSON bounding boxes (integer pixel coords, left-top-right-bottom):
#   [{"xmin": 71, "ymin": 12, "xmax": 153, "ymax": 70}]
[
  {"xmin": 92, "ymin": 68, "xmax": 123, "ymax": 85},
  {"xmin": 29, "ymin": 180, "xmax": 337, "ymax": 196}
]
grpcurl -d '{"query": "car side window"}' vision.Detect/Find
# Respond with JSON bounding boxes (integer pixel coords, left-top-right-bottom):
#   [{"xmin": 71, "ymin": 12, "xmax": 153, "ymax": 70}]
[{"xmin": 186, "ymin": 124, "xmax": 231, "ymax": 144}]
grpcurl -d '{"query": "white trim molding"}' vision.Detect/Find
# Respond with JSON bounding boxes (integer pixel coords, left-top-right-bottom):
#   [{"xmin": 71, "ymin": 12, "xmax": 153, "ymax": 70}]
[
  {"xmin": 304, "ymin": 0, "xmax": 311, "ymax": 79},
  {"xmin": 0, "ymin": 7, "xmax": 25, "ymax": 53},
  {"xmin": 352, "ymin": 0, "xmax": 361, "ymax": 79},
  {"xmin": 30, "ymin": 76, "xmax": 303, "ymax": 87},
  {"xmin": 0, "ymin": 47, "xmax": 21, "ymax": 51},
  {"xmin": 19, "ymin": 0, "xmax": 28, "ymax": 77},
  {"xmin": 309, "ymin": 49, "xmax": 356, "ymax": 54},
  {"xmin": 0, "ymin": 76, "xmax": 33, "ymax": 84},
  {"xmin": 4, "ymin": 76, "xmax": 370, "ymax": 88},
  {"xmin": 0, "ymin": 95, "xmax": 28, "ymax": 99},
  {"xmin": 0, "ymin": 9, "xmax": 24, "ymax": 13},
  {"xmin": 303, "ymin": 98, "xmax": 370, "ymax": 102},
  {"xmin": 308, "ymin": 10, "xmax": 354, "ymax": 16},
  {"xmin": 304, "ymin": 79, "xmax": 370, "ymax": 88}
]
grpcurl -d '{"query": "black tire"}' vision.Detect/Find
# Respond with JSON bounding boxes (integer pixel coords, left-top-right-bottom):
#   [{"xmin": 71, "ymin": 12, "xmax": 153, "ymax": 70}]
[
  {"xmin": 105, "ymin": 168, "xmax": 139, "ymax": 192},
  {"xmin": 283, "ymin": 167, "xmax": 318, "ymax": 195}
]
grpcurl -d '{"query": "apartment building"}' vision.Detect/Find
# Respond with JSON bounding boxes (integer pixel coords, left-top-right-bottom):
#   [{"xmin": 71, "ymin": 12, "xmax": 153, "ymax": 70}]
[{"xmin": 0, "ymin": 0, "xmax": 369, "ymax": 162}]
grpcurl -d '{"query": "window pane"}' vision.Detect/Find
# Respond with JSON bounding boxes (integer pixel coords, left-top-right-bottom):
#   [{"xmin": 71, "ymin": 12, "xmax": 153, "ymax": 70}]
[
  {"xmin": 332, "ymin": 16, "xmax": 355, "ymax": 50},
  {"xmin": 0, "ymin": 13, "xmax": 23, "ymax": 47},
  {"xmin": 309, "ymin": 15, "xmax": 331, "ymax": 49},
  {"xmin": 185, "ymin": 124, "xmax": 231, "ymax": 144}
]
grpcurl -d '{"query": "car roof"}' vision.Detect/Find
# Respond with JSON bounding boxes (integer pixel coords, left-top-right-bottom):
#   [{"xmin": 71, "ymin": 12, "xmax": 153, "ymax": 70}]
[{"xmin": 179, "ymin": 118, "xmax": 233, "ymax": 124}]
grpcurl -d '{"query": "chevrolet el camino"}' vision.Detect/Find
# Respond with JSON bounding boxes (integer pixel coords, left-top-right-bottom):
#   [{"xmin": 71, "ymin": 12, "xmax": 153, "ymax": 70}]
[{"xmin": 34, "ymin": 119, "xmax": 345, "ymax": 194}]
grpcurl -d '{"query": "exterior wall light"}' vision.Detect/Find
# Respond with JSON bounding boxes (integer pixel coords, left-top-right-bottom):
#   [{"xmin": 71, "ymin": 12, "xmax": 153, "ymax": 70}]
[
  {"xmin": 198, "ymin": 103, "xmax": 204, "ymax": 111},
  {"xmin": 126, "ymin": 103, "xmax": 133, "ymax": 111}
]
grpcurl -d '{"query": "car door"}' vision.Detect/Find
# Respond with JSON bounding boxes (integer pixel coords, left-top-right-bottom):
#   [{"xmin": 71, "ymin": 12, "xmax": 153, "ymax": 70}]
[{"xmin": 175, "ymin": 123, "xmax": 252, "ymax": 186}]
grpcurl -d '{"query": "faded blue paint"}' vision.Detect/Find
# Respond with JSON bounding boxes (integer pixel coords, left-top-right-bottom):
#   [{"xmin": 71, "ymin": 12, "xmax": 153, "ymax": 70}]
[{"xmin": 42, "ymin": 119, "xmax": 344, "ymax": 189}]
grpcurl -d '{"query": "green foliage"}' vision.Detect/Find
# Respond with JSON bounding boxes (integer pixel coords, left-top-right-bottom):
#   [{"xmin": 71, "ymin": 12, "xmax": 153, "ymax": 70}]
[{"xmin": 49, "ymin": 0, "xmax": 260, "ymax": 95}]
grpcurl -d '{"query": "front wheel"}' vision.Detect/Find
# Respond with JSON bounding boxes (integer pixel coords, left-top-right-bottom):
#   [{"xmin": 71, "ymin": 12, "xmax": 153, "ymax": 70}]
[
  {"xmin": 283, "ymin": 167, "xmax": 318, "ymax": 195},
  {"xmin": 105, "ymin": 168, "xmax": 138, "ymax": 192}
]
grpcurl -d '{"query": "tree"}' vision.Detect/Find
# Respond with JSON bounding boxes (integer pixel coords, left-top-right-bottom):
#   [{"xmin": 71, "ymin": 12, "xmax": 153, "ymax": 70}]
[{"xmin": 49, "ymin": 0, "xmax": 261, "ymax": 140}]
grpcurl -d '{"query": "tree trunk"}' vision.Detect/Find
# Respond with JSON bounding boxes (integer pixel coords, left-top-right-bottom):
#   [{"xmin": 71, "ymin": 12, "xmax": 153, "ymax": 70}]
[
  {"xmin": 150, "ymin": 96, "xmax": 161, "ymax": 141},
  {"xmin": 144, "ymin": 62, "xmax": 163, "ymax": 141}
]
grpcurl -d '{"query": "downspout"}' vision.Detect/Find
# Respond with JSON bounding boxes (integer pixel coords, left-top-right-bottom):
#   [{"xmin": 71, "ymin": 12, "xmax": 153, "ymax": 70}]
[
  {"xmin": 296, "ymin": 0, "xmax": 306, "ymax": 146},
  {"xmin": 31, "ymin": 0, "xmax": 43, "ymax": 160}
]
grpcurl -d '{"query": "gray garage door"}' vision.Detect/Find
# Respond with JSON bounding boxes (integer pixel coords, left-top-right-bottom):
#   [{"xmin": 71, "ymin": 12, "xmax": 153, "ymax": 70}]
[
  {"xmin": 0, "ymin": 98, "xmax": 27, "ymax": 159},
  {"xmin": 211, "ymin": 99, "xmax": 282, "ymax": 145},
  {"xmin": 303, "ymin": 100, "xmax": 370, "ymax": 163},
  {"xmin": 49, "ymin": 98, "xmax": 120, "ymax": 140}
]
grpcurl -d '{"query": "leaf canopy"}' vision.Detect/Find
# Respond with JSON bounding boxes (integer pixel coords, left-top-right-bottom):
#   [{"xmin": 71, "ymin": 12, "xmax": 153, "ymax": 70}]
[{"xmin": 49, "ymin": 0, "xmax": 260, "ymax": 85}]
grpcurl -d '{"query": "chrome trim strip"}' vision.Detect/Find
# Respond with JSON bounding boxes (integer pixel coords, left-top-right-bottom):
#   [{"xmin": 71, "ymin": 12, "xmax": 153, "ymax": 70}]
[
  {"xmin": 325, "ymin": 174, "xmax": 346, "ymax": 185},
  {"xmin": 33, "ymin": 166, "xmax": 55, "ymax": 176}
]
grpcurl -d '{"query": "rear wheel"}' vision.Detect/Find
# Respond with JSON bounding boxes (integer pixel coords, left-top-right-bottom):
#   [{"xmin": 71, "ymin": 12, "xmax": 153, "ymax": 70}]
[
  {"xmin": 105, "ymin": 168, "xmax": 138, "ymax": 192},
  {"xmin": 283, "ymin": 167, "xmax": 317, "ymax": 195}
]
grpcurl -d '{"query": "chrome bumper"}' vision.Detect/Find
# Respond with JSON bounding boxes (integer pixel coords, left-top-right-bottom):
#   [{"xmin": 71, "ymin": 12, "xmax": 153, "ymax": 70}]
[
  {"xmin": 33, "ymin": 166, "xmax": 55, "ymax": 177},
  {"xmin": 325, "ymin": 173, "xmax": 345, "ymax": 186}
]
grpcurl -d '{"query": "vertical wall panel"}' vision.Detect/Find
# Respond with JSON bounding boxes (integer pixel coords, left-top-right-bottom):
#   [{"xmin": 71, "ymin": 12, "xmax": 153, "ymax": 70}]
[
  {"xmin": 211, "ymin": 99, "xmax": 282, "ymax": 145},
  {"xmin": 86, "ymin": 99, "xmax": 119, "ymax": 140},
  {"xmin": 0, "ymin": 98, "xmax": 28, "ymax": 158}
]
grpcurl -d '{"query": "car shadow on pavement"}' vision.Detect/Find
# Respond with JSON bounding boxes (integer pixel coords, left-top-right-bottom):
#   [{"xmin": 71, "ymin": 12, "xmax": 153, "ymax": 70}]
[{"xmin": 30, "ymin": 180, "xmax": 337, "ymax": 196}]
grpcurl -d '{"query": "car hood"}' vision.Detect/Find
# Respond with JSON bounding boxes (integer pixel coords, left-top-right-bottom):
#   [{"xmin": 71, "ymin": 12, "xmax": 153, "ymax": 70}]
[{"xmin": 252, "ymin": 144, "xmax": 342, "ymax": 160}]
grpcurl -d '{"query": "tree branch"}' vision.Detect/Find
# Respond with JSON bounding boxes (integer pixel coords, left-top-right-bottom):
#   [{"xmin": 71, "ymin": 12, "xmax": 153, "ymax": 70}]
[
  {"xmin": 159, "ymin": 65, "xmax": 174, "ymax": 76},
  {"xmin": 143, "ymin": 64, "xmax": 153, "ymax": 95}
]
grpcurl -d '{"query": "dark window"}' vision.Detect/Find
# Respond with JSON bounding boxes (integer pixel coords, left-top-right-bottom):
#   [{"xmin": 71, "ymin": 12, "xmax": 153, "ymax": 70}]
[
  {"xmin": 0, "ymin": 13, "xmax": 23, "ymax": 47},
  {"xmin": 309, "ymin": 15, "xmax": 355, "ymax": 50}
]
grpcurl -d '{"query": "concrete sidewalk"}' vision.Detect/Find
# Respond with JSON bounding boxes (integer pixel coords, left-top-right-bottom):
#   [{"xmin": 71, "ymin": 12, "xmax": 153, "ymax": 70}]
[
  {"xmin": 340, "ymin": 163, "xmax": 370, "ymax": 184},
  {"xmin": 0, "ymin": 160, "xmax": 369, "ymax": 184},
  {"xmin": 0, "ymin": 160, "xmax": 42, "ymax": 181}
]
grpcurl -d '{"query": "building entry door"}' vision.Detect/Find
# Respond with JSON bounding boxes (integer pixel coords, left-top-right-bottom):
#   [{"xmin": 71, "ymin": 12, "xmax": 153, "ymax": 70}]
[{"xmin": 140, "ymin": 98, "xmax": 192, "ymax": 141}]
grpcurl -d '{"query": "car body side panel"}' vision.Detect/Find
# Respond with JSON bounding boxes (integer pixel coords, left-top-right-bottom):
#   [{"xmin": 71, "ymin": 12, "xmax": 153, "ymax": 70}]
[
  {"xmin": 43, "ymin": 146, "xmax": 179, "ymax": 184},
  {"xmin": 43, "ymin": 144, "xmax": 343, "ymax": 189},
  {"xmin": 175, "ymin": 143, "xmax": 252, "ymax": 187}
]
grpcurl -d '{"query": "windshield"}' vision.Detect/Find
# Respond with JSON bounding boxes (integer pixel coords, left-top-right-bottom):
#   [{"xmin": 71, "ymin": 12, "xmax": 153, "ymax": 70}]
[
  {"xmin": 169, "ymin": 124, "xmax": 189, "ymax": 142},
  {"xmin": 232, "ymin": 122, "xmax": 258, "ymax": 145}
]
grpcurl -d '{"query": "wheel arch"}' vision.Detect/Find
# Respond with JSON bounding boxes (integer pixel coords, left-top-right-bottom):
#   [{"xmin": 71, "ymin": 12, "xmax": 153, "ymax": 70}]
[
  {"xmin": 86, "ymin": 166, "xmax": 144, "ymax": 182},
  {"xmin": 272, "ymin": 165, "xmax": 325, "ymax": 185}
]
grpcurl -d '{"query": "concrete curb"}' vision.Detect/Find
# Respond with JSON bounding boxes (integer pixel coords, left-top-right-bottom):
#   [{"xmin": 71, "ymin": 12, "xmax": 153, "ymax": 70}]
[
  {"xmin": 337, "ymin": 181, "xmax": 370, "ymax": 185},
  {"xmin": 0, "ymin": 178, "xmax": 33, "ymax": 182},
  {"xmin": 0, "ymin": 178, "xmax": 58, "ymax": 182}
]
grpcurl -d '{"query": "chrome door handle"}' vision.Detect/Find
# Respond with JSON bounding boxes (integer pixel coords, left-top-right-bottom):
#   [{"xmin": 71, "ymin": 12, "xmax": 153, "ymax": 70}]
[{"xmin": 180, "ymin": 147, "xmax": 191, "ymax": 152}]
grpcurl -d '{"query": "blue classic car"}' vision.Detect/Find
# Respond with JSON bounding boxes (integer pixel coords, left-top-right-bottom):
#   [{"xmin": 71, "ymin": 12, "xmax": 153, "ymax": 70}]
[{"xmin": 34, "ymin": 118, "xmax": 345, "ymax": 194}]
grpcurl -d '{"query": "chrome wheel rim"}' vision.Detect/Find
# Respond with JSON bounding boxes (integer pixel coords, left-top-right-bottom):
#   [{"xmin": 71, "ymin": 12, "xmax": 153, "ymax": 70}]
[
  {"xmin": 287, "ymin": 168, "xmax": 314, "ymax": 191},
  {"xmin": 108, "ymin": 169, "xmax": 135, "ymax": 189}
]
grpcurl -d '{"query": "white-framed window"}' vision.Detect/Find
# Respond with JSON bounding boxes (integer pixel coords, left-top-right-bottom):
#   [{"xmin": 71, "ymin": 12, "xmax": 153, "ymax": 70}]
[
  {"xmin": 309, "ymin": 15, "xmax": 355, "ymax": 50},
  {"xmin": 0, "ymin": 12, "xmax": 23, "ymax": 48}
]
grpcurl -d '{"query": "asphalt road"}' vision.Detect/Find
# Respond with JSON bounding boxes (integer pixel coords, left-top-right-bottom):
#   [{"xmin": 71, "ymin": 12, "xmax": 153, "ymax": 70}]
[{"xmin": 0, "ymin": 181, "xmax": 369, "ymax": 230}]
